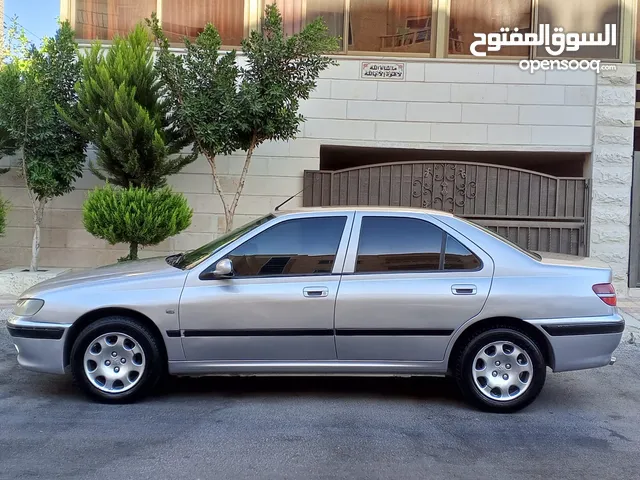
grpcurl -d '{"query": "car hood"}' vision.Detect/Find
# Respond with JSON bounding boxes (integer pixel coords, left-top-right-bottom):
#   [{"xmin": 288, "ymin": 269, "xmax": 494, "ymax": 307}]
[{"xmin": 22, "ymin": 256, "xmax": 182, "ymax": 297}]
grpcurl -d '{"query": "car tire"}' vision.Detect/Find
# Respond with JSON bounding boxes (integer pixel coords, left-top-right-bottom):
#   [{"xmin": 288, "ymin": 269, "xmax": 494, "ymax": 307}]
[
  {"xmin": 454, "ymin": 327, "xmax": 546, "ymax": 413},
  {"xmin": 70, "ymin": 316, "xmax": 166, "ymax": 404}
]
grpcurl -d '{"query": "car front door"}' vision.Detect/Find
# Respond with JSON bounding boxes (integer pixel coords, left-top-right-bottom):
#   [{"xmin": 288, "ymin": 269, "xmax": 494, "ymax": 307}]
[
  {"xmin": 179, "ymin": 212, "xmax": 353, "ymax": 361},
  {"xmin": 334, "ymin": 212, "xmax": 493, "ymax": 362}
]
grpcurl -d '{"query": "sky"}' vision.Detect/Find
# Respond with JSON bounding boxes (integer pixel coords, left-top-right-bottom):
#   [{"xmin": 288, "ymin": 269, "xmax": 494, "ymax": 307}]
[{"xmin": 5, "ymin": 0, "xmax": 60, "ymax": 44}]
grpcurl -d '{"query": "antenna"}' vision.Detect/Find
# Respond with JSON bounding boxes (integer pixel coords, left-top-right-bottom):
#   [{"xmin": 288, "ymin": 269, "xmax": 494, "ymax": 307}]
[{"xmin": 274, "ymin": 187, "xmax": 306, "ymax": 211}]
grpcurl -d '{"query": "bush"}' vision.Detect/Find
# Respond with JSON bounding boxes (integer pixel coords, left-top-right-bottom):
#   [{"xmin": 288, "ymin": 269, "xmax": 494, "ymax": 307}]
[
  {"xmin": 83, "ymin": 184, "xmax": 193, "ymax": 261},
  {"xmin": 0, "ymin": 195, "xmax": 8, "ymax": 237}
]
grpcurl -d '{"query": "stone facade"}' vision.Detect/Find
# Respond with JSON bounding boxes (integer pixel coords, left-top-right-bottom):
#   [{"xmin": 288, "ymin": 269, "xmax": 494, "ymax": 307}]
[{"xmin": 0, "ymin": 59, "xmax": 636, "ymax": 295}]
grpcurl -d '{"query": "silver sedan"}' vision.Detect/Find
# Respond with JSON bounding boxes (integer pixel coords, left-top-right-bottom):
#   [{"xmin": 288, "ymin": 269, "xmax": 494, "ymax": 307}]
[{"xmin": 6, "ymin": 207, "xmax": 623, "ymax": 412}]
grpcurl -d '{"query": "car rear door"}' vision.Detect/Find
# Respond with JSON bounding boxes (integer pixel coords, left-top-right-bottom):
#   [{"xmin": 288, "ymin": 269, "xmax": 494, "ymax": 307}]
[
  {"xmin": 178, "ymin": 211, "xmax": 354, "ymax": 361},
  {"xmin": 334, "ymin": 211, "xmax": 494, "ymax": 362}
]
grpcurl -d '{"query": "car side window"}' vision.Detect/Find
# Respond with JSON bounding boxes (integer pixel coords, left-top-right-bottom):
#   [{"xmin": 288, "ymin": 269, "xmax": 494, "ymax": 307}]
[
  {"xmin": 227, "ymin": 216, "xmax": 347, "ymax": 277},
  {"xmin": 444, "ymin": 234, "xmax": 481, "ymax": 270},
  {"xmin": 356, "ymin": 216, "xmax": 444, "ymax": 273}
]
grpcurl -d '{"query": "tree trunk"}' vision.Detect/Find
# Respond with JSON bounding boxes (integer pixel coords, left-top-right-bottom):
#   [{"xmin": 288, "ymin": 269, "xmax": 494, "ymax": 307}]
[
  {"xmin": 225, "ymin": 135, "xmax": 257, "ymax": 233},
  {"xmin": 30, "ymin": 199, "xmax": 46, "ymax": 272},
  {"xmin": 129, "ymin": 242, "xmax": 139, "ymax": 260}
]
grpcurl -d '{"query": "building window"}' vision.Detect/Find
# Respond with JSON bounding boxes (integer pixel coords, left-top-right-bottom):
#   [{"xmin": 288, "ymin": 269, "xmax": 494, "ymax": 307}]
[
  {"xmin": 227, "ymin": 217, "xmax": 347, "ymax": 276},
  {"xmin": 264, "ymin": 0, "xmax": 345, "ymax": 49},
  {"xmin": 348, "ymin": 0, "xmax": 433, "ymax": 54},
  {"xmin": 448, "ymin": 0, "xmax": 532, "ymax": 57},
  {"xmin": 536, "ymin": 0, "xmax": 620, "ymax": 59},
  {"xmin": 75, "ymin": 0, "xmax": 156, "ymax": 40},
  {"xmin": 162, "ymin": 0, "xmax": 245, "ymax": 45}
]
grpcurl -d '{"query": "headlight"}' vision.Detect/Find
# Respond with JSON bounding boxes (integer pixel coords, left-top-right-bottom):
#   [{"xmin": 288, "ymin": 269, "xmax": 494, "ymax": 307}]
[{"xmin": 13, "ymin": 298, "xmax": 45, "ymax": 316}]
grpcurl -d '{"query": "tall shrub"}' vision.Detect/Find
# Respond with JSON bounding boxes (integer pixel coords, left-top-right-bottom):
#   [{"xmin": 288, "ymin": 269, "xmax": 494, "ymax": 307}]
[
  {"xmin": 149, "ymin": 4, "xmax": 339, "ymax": 233},
  {"xmin": 61, "ymin": 24, "xmax": 196, "ymax": 189},
  {"xmin": 0, "ymin": 21, "xmax": 86, "ymax": 271}
]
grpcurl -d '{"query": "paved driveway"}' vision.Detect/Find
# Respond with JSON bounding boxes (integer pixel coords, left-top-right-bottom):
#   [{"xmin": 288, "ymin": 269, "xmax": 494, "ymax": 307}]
[{"xmin": 1, "ymin": 307, "xmax": 639, "ymax": 480}]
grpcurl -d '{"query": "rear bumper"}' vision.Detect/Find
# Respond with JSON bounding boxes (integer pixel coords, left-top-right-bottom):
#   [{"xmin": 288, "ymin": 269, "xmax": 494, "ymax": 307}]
[
  {"xmin": 6, "ymin": 315, "xmax": 70, "ymax": 374},
  {"xmin": 529, "ymin": 314, "xmax": 624, "ymax": 372}
]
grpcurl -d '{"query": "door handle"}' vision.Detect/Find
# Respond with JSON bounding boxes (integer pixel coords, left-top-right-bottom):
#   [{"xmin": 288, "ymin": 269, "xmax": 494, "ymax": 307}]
[
  {"xmin": 303, "ymin": 287, "xmax": 329, "ymax": 298},
  {"xmin": 452, "ymin": 284, "xmax": 477, "ymax": 295}
]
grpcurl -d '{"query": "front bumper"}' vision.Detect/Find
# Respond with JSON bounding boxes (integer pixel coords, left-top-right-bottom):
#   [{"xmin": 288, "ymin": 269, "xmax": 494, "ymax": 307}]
[
  {"xmin": 529, "ymin": 313, "xmax": 624, "ymax": 372},
  {"xmin": 6, "ymin": 315, "xmax": 71, "ymax": 374}
]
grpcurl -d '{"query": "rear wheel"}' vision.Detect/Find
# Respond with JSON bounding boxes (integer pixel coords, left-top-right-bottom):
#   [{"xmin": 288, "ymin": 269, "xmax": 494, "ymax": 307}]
[
  {"xmin": 70, "ymin": 316, "xmax": 165, "ymax": 403},
  {"xmin": 455, "ymin": 328, "xmax": 546, "ymax": 413}
]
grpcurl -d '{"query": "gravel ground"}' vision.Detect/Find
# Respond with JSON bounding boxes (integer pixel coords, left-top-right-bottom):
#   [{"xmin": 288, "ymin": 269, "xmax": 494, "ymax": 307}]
[{"xmin": 1, "ymin": 308, "xmax": 639, "ymax": 480}]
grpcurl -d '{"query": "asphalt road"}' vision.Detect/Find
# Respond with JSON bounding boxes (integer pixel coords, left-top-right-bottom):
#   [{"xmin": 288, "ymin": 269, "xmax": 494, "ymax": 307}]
[{"xmin": 1, "ymin": 308, "xmax": 639, "ymax": 480}]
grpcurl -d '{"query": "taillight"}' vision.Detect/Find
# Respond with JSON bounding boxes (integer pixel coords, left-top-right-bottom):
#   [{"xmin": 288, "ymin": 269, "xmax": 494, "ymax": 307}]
[{"xmin": 593, "ymin": 283, "xmax": 617, "ymax": 306}]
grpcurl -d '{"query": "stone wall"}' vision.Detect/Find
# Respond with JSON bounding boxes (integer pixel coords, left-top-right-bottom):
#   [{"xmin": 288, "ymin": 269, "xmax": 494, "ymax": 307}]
[
  {"xmin": 0, "ymin": 59, "xmax": 634, "ymax": 295},
  {"xmin": 591, "ymin": 65, "xmax": 637, "ymax": 295}
]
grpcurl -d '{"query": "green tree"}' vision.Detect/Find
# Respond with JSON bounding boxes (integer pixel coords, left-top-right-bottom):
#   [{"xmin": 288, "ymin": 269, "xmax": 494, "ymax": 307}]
[
  {"xmin": 149, "ymin": 4, "xmax": 338, "ymax": 233},
  {"xmin": 61, "ymin": 24, "xmax": 196, "ymax": 189},
  {"xmin": 83, "ymin": 184, "xmax": 193, "ymax": 261},
  {"xmin": 0, "ymin": 21, "xmax": 86, "ymax": 271}
]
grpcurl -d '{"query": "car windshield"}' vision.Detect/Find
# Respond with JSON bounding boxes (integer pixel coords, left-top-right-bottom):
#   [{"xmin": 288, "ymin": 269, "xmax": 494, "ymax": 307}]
[
  {"xmin": 170, "ymin": 214, "xmax": 276, "ymax": 270},
  {"xmin": 472, "ymin": 223, "xmax": 542, "ymax": 261}
]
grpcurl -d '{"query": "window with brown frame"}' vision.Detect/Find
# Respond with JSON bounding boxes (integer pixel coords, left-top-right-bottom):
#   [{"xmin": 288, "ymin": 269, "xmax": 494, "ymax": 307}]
[
  {"xmin": 75, "ymin": 0, "xmax": 156, "ymax": 40},
  {"xmin": 162, "ymin": 0, "xmax": 245, "ymax": 45},
  {"xmin": 264, "ymin": 0, "xmax": 345, "ymax": 49},
  {"xmin": 347, "ymin": 0, "xmax": 433, "ymax": 54},
  {"xmin": 536, "ymin": 0, "xmax": 620, "ymax": 59},
  {"xmin": 448, "ymin": 0, "xmax": 532, "ymax": 57}
]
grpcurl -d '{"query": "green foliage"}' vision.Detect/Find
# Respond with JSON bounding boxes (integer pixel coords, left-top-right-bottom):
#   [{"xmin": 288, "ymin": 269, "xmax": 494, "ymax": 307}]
[
  {"xmin": 148, "ymin": 15, "xmax": 242, "ymax": 159},
  {"xmin": 236, "ymin": 4, "xmax": 339, "ymax": 149},
  {"xmin": 0, "ymin": 21, "xmax": 86, "ymax": 201},
  {"xmin": 0, "ymin": 195, "xmax": 8, "ymax": 237},
  {"xmin": 83, "ymin": 184, "xmax": 193, "ymax": 261},
  {"xmin": 62, "ymin": 24, "xmax": 195, "ymax": 189}
]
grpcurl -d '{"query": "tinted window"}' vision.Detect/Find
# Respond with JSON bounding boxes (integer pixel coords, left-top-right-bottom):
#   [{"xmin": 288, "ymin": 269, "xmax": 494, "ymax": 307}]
[
  {"xmin": 444, "ymin": 234, "xmax": 481, "ymax": 270},
  {"xmin": 227, "ymin": 217, "xmax": 347, "ymax": 276},
  {"xmin": 356, "ymin": 217, "xmax": 445, "ymax": 273}
]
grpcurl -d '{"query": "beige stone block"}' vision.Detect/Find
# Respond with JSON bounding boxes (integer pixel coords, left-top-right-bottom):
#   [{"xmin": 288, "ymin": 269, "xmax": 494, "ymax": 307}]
[
  {"xmin": 49, "ymin": 189, "xmax": 89, "ymax": 210},
  {"xmin": 2, "ymin": 187, "xmax": 32, "ymax": 208},
  {"xmin": 6, "ymin": 208, "xmax": 34, "ymax": 228},
  {"xmin": 218, "ymin": 156, "xmax": 269, "ymax": 177},
  {"xmin": 167, "ymin": 173, "xmax": 214, "ymax": 194},
  {"xmin": 405, "ymin": 62, "xmax": 425, "ymax": 82},
  {"xmin": 304, "ymin": 119, "xmax": 376, "ymax": 141},
  {"xmin": 545, "ymin": 69, "xmax": 596, "ymax": 86},
  {"xmin": 289, "ymin": 138, "xmax": 320, "ymax": 158},
  {"xmin": 463, "ymin": 104, "xmax": 518, "ymax": 124},
  {"xmin": 494, "ymin": 65, "xmax": 545, "ymax": 84},
  {"xmin": 593, "ymin": 166, "xmax": 633, "ymax": 185},
  {"xmin": 254, "ymin": 140, "xmax": 291, "ymax": 157},
  {"xmin": 242, "ymin": 176, "xmax": 302, "ymax": 197},
  {"xmin": 431, "ymin": 124, "xmax": 487, "ymax": 144},
  {"xmin": 591, "ymin": 185, "xmax": 632, "ymax": 205},
  {"xmin": 425, "ymin": 63, "xmax": 494, "ymax": 83},
  {"xmin": 375, "ymin": 122, "xmax": 429, "ymax": 143},
  {"xmin": 597, "ymin": 65, "xmax": 636, "ymax": 86},
  {"xmin": 595, "ymin": 107, "xmax": 635, "ymax": 127},
  {"xmin": 507, "ymin": 85, "xmax": 565, "ymax": 105},
  {"xmin": 234, "ymin": 195, "xmax": 279, "ymax": 216},
  {"xmin": 565, "ymin": 86, "xmax": 596, "ymax": 106},
  {"xmin": 267, "ymin": 158, "xmax": 318, "ymax": 177},
  {"xmin": 407, "ymin": 103, "xmax": 462, "ymax": 123},
  {"xmin": 182, "ymin": 193, "xmax": 224, "ymax": 214},
  {"xmin": 595, "ymin": 126, "xmax": 633, "ymax": 146},
  {"xmin": 44, "ymin": 229, "xmax": 108, "ymax": 249},
  {"xmin": 309, "ymin": 79, "xmax": 331, "ymax": 99},
  {"xmin": 172, "ymin": 232, "xmax": 215, "ymax": 251},
  {"xmin": 0, "ymin": 247, "xmax": 30, "ymax": 269},
  {"xmin": 531, "ymin": 126, "xmax": 592, "ymax": 146},
  {"xmin": 348, "ymin": 100, "xmax": 406, "ymax": 121},
  {"xmin": 596, "ymin": 87, "xmax": 635, "ymax": 106},
  {"xmin": 0, "ymin": 226, "xmax": 34, "ymax": 247},
  {"xmin": 301, "ymin": 99, "xmax": 347, "ymax": 119},
  {"xmin": 319, "ymin": 60, "xmax": 360, "ymax": 80},
  {"xmin": 73, "ymin": 171, "xmax": 106, "ymax": 191},
  {"xmin": 590, "ymin": 224, "xmax": 630, "ymax": 244},
  {"xmin": 180, "ymin": 156, "xmax": 213, "ymax": 175},
  {"xmin": 0, "ymin": 168, "xmax": 23, "ymax": 187},
  {"xmin": 488, "ymin": 125, "xmax": 532, "ymax": 145},
  {"xmin": 187, "ymin": 213, "xmax": 218, "ymax": 234},
  {"xmin": 42, "ymin": 210, "xmax": 84, "ymax": 230},
  {"xmin": 451, "ymin": 84, "xmax": 508, "ymax": 104},
  {"xmin": 377, "ymin": 82, "xmax": 450, "ymax": 102},
  {"xmin": 591, "ymin": 205, "xmax": 630, "ymax": 224},
  {"xmin": 593, "ymin": 146, "xmax": 633, "ymax": 165},
  {"xmin": 519, "ymin": 106, "xmax": 593, "ymax": 127},
  {"xmin": 331, "ymin": 80, "xmax": 377, "ymax": 100}
]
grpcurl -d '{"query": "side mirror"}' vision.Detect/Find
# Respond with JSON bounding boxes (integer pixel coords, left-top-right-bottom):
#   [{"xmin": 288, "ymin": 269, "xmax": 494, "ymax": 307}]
[
  {"xmin": 200, "ymin": 258, "xmax": 234, "ymax": 280},
  {"xmin": 213, "ymin": 258, "xmax": 234, "ymax": 277}
]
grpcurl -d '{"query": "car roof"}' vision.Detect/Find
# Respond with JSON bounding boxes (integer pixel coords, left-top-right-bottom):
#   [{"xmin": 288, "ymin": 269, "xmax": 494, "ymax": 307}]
[{"xmin": 274, "ymin": 206, "xmax": 455, "ymax": 217}]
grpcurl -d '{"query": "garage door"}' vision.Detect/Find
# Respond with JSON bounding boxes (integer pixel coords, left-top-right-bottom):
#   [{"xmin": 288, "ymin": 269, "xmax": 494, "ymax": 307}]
[{"xmin": 303, "ymin": 161, "xmax": 590, "ymax": 256}]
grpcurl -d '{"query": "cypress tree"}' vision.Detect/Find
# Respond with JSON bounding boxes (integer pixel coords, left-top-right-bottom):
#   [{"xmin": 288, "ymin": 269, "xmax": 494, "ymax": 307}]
[{"xmin": 62, "ymin": 24, "xmax": 195, "ymax": 189}]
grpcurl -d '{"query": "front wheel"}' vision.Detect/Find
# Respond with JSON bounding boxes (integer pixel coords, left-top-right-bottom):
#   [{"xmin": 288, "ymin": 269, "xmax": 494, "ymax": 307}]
[
  {"xmin": 455, "ymin": 328, "xmax": 546, "ymax": 413},
  {"xmin": 70, "ymin": 316, "xmax": 165, "ymax": 403}
]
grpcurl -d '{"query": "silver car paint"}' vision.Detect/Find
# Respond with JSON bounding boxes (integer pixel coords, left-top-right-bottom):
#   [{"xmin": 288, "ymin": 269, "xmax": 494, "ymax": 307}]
[{"xmin": 6, "ymin": 207, "xmax": 623, "ymax": 378}]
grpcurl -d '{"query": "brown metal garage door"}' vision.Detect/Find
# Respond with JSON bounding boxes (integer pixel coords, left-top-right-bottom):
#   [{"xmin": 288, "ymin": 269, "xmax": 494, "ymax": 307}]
[{"xmin": 303, "ymin": 161, "xmax": 590, "ymax": 256}]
